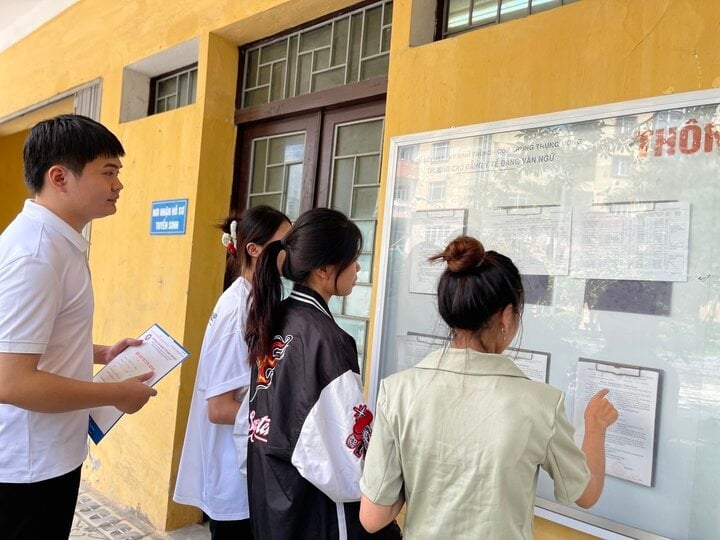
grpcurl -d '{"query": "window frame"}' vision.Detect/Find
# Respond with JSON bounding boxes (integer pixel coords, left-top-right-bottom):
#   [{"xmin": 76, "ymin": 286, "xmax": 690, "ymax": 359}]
[
  {"xmin": 238, "ymin": 0, "xmax": 392, "ymax": 111},
  {"xmin": 148, "ymin": 62, "xmax": 198, "ymax": 116},
  {"xmin": 233, "ymin": 113, "xmax": 322, "ymax": 214},
  {"xmin": 438, "ymin": 0, "xmax": 579, "ymax": 39},
  {"xmin": 431, "ymin": 141, "xmax": 449, "ymax": 161},
  {"xmin": 427, "ymin": 180, "xmax": 447, "ymax": 202}
]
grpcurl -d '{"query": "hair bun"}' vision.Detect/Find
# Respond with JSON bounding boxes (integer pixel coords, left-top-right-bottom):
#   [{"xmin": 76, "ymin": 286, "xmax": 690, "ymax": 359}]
[{"xmin": 437, "ymin": 236, "xmax": 486, "ymax": 273}]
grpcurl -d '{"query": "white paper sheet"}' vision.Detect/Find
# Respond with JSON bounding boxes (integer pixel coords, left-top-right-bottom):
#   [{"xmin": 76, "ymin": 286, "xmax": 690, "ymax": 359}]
[
  {"xmin": 508, "ymin": 348, "xmax": 550, "ymax": 383},
  {"xmin": 480, "ymin": 207, "xmax": 572, "ymax": 276},
  {"xmin": 88, "ymin": 324, "xmax": 189, "ymax": 443},
  {"xmin": 409, "ymin": 209, "xmax": 467, "ymax": 294},
  {"xmin": 570, "ymin": 201, "xmax": 689, "ymax": 281},
  {"xmin": 396, "ymin": 332, "xmax": 447, "ymax": 371},
  {"xmin": 573, "ymin": 359, "xmax": 661, "ymax": 487}
]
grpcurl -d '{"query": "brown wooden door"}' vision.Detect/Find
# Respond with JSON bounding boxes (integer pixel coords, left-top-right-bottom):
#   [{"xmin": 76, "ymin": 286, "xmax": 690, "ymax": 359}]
[{"xmin": 233, "ymin": 101, "xmax": 385, "ymax": 375}]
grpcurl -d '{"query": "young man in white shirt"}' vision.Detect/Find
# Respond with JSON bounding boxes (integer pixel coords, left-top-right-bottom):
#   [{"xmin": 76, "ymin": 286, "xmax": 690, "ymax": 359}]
[{"xmin": 0, "ymin": 114, "xmax": 158, "ymax": 539}]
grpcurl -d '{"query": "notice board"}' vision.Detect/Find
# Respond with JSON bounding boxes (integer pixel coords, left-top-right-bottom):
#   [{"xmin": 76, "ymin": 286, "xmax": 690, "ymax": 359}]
[{"xmin": 369, "ymin": 90, "xmax": 720, "ymax": 539}]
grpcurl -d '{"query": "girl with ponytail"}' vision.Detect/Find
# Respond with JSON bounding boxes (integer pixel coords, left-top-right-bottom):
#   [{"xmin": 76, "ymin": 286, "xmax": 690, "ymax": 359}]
[{"xmin": 245, "ymin": 207, "xmax": 400, "ymax": 540}]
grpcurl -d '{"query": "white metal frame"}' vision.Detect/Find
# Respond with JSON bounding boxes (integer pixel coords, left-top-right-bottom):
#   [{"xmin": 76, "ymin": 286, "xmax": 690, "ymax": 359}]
[{"xmin": 369, "ymin": 88, "xmax": 720, "ymax": 539}]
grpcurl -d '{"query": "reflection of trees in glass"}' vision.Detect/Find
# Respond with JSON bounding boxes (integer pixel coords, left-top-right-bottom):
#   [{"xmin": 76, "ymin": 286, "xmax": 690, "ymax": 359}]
[
  {"xmin": 504, "ymin": 119, "xmax": 653, "ymax": 205},
  {"xmin": 483, "ymin": 105, "xmax": 720, "ymax": 359},
  {"xmin": 394, "ymin": 104, "xmax": 720, "ymax": 332},
  {"xmin": 631, "ymin": 105, "xmax": 720, "ymax": 318},
  {"xmin": 496, "ymin": 106, "xmax": 719, "ymax": 207},
  {"xmin": 487, "ymin": 122, "xmax": 603, "ymax": 203},
  {"xmin": 522, "ymin": 274, "xmax": 553, "ymax": 306}
]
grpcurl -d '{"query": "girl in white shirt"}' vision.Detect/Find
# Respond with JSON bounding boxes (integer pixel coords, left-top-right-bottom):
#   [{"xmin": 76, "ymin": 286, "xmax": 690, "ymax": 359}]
[{"xmin": 174, "ymin": 205, "xmax": 290, "ymax": 539}]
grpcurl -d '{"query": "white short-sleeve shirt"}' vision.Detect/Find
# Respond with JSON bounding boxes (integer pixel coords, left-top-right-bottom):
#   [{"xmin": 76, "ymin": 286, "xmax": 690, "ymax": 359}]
[
  {"xmin": 173, "ymin": 276, "xmax": 252, "ymax": 520},
  {"xmin": 0, "ymin": 200, "xmax": 94, "ymax": 483}
]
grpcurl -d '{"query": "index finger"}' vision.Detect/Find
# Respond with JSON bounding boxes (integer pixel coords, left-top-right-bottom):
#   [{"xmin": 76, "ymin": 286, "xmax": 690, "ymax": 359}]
[{"xmin": 592, "ymin": 388, "xmax": 610, "ymax": 400}]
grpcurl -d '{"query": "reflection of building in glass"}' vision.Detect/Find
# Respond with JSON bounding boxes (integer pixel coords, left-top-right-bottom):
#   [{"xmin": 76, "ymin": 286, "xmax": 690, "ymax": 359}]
[
  {"xmin": 398, "ymin": 145, "xmax": 418, "ymax": 161},
  {"xmin": 400, "ymin": 109, "xmax": 720, "ymax": 207},
  {"xmin": 611, "ymin": 154, "xmax": 632, "ymax": 177},
  {"xmin": 394, "ymin": 105, "xmax": 719, "ymax": 304},
  {"xmin": 431, "ymin": 141, "xmax": 449, "ymax": 161},
  {"xmin": 394, "ymin": 183, "xmax": 409, "ymax": 201},
  {"xmin": 426, "ymin": 224, "xmax": 454, "ymax": 245},
  {"xmin": 427, "ymin": 180, "xmax": 446, "ymax": 202}
]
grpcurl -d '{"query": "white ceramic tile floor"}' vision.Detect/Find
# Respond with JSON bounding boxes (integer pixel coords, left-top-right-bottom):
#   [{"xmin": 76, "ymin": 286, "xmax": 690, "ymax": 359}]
[{"xmin": 70, "ymin": 482, "xmax": 210, "ymax": 539}]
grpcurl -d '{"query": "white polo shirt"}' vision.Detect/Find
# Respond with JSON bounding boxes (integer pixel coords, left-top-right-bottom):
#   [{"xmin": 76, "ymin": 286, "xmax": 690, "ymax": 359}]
[{"xmin": 0, "ymin": 200, "xmax": 94, "ymax": 483}]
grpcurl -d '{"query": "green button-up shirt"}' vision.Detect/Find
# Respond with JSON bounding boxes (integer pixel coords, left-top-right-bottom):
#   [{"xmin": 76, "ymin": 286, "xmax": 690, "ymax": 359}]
[{"xmin": 360, "ymin": 348, "xmax": 590, "ymax": 539}]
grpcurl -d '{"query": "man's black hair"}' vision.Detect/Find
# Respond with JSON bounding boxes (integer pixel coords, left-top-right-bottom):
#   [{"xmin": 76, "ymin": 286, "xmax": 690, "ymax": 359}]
[{"xmin": 23, "ymin": 114, "xmax": 125, "ymax": 194}]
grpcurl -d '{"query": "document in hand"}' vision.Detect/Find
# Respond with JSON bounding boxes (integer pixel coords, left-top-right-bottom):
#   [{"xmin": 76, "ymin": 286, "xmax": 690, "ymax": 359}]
[{"xmin": 88, "ymin": 324, "xmax": 189, "ymax": 444}]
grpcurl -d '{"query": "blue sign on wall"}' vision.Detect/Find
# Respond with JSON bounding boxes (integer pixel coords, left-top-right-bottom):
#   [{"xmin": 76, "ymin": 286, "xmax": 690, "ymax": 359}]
[{"xmin": 150, "ymin": 199, "xmax": 188, "ymax": 235}]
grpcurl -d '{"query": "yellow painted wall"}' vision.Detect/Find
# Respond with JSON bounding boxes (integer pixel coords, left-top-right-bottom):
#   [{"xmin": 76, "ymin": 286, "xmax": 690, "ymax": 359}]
[
  {"xmin": 0, "ymin": 130, "xmax": 29, "ymax": 231},
  {"xmin": 83, "ymin": 29, "xmax": 245, "ymax": 531},
  {"xmin": 0, "ymin": 0, "xmax": 360, "ymax": 120},
  {"xmin": 85, "ymin": 100, "xmax": 204, "ymax": 529},
  {"xmin": 0, "ymin": 97, "xmax": 78, "ymax": 230},
  {"xmin": 2, "ymin": 0, "xmax": 718, "ymax": 534},
  {"xmin": 0, "ymin": 0, "xmax": 360, "ymax": 531},
  {"xmin": 169, "ymin": 32, "xmax": 241, "ymax": 527},
  {"xmin": 382, "ymin": 0, "xmax": 720, "ymax": 137},
  {"xmin": 536, "ymin": 517, "xmax": 597, "ymax": 539}
]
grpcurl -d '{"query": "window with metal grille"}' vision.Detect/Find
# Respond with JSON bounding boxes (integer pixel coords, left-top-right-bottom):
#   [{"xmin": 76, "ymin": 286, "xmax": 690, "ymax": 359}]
[
  {"xmin": 241, "ymin": 0, "xmax": 392, "ymax": 108},
  {"xmin": 440, "ymin": 0, "xmax": 579, "ymax": 38},
  {"xmin": 150, "ymin": 63, "xmax": 198, "ymax": 115}
]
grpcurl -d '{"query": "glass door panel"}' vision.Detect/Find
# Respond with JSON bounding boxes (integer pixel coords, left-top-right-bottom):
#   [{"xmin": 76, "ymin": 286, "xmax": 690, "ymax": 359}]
[
  {"xmin": 248, "ymin": 132, "xmax": 305, "ymax": 220},
  {"xmin": 235, "ymin": 113, "xmax": 321, "ymax": 217},
  {"xmin": 234, "ymin": 104, "xmax": 385, "ymax": 379},
  {"xmin": 322, "ymin": 107, "xmax": 385, "ymax": 376}
]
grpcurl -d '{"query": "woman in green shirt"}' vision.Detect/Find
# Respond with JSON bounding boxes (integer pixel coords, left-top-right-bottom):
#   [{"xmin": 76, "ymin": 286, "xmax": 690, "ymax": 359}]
[{"xmin": 359, "ymin": 235, "xmax": 618, "ymax": 539}]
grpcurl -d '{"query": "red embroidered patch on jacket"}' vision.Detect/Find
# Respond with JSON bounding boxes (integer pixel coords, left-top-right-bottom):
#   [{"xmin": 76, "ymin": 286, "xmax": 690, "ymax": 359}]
[
  {"xmin": 346, "ymin": 404, "xmax": 373, "ymax": 459},
  {"xmin": 250, "ymin": 334, "xmax": 293, "ymax": 402}
]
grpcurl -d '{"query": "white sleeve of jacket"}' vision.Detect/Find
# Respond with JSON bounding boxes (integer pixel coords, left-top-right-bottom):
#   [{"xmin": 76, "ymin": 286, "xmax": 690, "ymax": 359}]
[{"xmin": 291, "ymin": 370, "xmax": 372, "ymax": 503}]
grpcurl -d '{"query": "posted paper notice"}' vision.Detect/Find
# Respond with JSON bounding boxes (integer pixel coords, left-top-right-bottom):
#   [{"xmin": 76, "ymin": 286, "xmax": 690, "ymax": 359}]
[
  {"xmin": 570, "ymin": 201, "xmax": 689, "ymax": 282},
  {"xmin": 573, "ymin": 358, "xmax": 661, "ymax": 486},
  {"xmin": 88, "ymin": 324, "xmax": 189, "ymax": 444},
  {"xmin": 507, "ymin": 348, "xmax": 550, "ymax": 383},
  {"xmin": 479, "ymin": 207, "xmax": 571, "ymax": 276},
  {"xmin": 397, "ymin": 332, "xmax": 447, "ymax": 371},
  {"xmin": 409, "ymin": 209, "xmax": 467, "ymax": 294}
]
